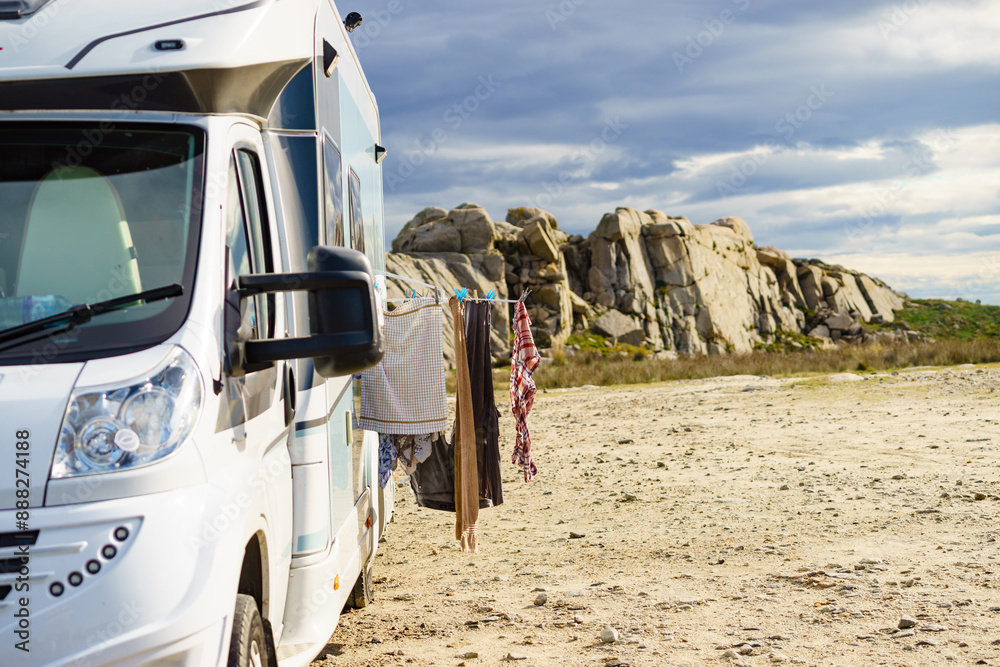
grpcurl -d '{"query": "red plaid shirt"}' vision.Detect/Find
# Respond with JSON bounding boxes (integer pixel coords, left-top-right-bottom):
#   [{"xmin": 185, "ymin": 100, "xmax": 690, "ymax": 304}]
[{"xmin": 510, "ymin": 301, "xmax": 540, "ymax": 481}]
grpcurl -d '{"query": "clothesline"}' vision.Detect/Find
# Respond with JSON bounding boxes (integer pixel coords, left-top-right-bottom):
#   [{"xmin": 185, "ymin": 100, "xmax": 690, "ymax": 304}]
[
  {"xmin": 383, "ymin": 271, "xmax": 440, "ymax": 294},
  {"xmin": 382, "ymin": 271, "xmax": 529, "ymax": 305}
]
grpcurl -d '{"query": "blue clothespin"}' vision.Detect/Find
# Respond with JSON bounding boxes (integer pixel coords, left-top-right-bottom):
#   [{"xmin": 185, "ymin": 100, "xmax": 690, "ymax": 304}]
[
  {"xmin": 454, "ymin": 288, "xmax": 469, "ymax": 302},
  {"xmin": 412, "ymin": 288, "xmax": 418, "ymax": 299},
  {"xmin": 485, "ymin": 289, "xmax": 496, "ymax": 302}
]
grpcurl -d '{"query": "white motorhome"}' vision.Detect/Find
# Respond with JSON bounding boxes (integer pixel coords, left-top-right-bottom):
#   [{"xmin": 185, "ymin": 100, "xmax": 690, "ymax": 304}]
[{"xmin": 0, "ymin": 1, "xmax": 394, "ymax": 665}]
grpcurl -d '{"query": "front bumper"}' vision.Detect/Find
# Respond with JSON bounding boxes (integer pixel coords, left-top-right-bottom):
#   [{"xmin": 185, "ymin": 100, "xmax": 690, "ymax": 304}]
[{"xmin": 0, "ymin": 483, "xmax": 245, "ymax": 667}]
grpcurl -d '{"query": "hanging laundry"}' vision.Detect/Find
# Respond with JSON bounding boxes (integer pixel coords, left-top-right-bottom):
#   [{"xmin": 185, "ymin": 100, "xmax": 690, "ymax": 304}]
[
  {"xmin": 394, "ymin": 433, "xmax": 435, "ymax": 477},
  {"xmin": 360, "ymin": 297, "xmax": 448, "ymax": 435},
  {"xmin": 378, "ymin": 433, "xmax": 397, "ymax": 489},
  {"xmin": 510, "ymin": 300, "xmax": 541, "ymax": 482},
  {"xmin": 450, "ymin": 296, "xmax": 479, "ymax": 553},
  {"xmin": 464, "ymin": 300, "xmax": 503, "ymax": 507},
  {"xmin": 409, "ymin": 431, "xmax": 455, "ymax": 511}
]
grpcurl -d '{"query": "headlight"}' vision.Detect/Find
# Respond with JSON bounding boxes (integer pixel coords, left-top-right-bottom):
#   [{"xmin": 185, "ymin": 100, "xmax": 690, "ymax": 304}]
[{"xmin": 52, "ymin": 347, "xmax": 203, "ymax": 478}]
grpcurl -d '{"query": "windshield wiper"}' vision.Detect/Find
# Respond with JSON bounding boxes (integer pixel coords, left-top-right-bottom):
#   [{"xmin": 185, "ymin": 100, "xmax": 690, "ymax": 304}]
[{"xmin": 0, "ymin": 283, "xmax": 184, "ymax": 351}]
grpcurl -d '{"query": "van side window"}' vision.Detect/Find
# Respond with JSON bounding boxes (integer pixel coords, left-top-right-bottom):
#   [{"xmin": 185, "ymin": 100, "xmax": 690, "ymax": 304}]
[
  {"xmin": 226, "ymin": 150, "xmax": 274, "ymax": 339},
  {"xmin": 323, "ymin": 138, "xmax": 344, "ymax": 246},
  {"xmin": 348, "ymin": 168, "xmax": 364, "ymax": 253}
]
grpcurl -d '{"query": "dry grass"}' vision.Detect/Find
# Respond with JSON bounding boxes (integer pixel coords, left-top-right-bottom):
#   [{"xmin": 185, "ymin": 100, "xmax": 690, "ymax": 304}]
[{"xmin": 526, "ymin": 339, "xmax": 1000, "ymax": 390}]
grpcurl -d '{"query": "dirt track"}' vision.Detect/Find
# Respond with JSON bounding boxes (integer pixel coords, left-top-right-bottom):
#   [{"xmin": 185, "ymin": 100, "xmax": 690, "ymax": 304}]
[{"xmin": 314, "ymin": 365, "xmax": 1000, "ymax": 667}]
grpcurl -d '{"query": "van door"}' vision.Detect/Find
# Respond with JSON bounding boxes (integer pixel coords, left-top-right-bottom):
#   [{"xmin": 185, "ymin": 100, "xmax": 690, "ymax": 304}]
[{"xmin": 222, "ymin": 125, "xmax": 293, "ymax": 623}]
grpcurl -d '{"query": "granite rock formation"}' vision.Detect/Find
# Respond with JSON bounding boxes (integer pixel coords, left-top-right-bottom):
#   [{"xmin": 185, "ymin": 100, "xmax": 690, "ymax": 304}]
[{"xmin": 385, "ymin": 204, "xmax": 911, "ymax": 362}]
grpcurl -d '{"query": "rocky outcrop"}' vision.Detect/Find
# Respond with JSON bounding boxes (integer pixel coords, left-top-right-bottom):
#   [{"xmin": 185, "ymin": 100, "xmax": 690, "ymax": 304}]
[{"xmin": 385, "ymin": 203, "xmax": 913, "ymax": 360}]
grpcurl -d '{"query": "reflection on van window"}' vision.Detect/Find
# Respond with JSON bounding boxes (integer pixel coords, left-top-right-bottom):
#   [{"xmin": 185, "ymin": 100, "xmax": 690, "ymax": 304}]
[
  {"xmin": 0, "ymin": 125, "xmax": 203, "ymax": 351},
  {"xmin": 324, "ymin": 138, "xmax": 344, "ymax": 246},
  {"xmin": 348, "ymin": 168, "xmax": 363, "ymax": 253}
]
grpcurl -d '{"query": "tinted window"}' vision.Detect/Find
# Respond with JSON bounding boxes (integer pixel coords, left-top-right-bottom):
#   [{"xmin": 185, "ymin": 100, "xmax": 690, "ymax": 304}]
[
  {"xmin": 227, "ymin": 150, "xmax": 275, "ymax": 340},
  {"xmin": 348, "ymin": 168, "xmax": 364, "ymax": 253},
  {"xmin": 324, "ymin": 138, "xmax": 344, "ymax": 246}
]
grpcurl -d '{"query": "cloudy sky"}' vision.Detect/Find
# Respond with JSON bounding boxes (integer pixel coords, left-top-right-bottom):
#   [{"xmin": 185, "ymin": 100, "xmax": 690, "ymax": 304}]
[{"xmin": 351, "ymin": 0, "xmax": 1000, "ymax": 304}]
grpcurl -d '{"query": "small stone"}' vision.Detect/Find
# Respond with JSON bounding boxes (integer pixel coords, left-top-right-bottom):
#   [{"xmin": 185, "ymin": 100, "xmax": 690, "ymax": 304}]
[
  {"xmin": 569, "ymin": 532, "xmax": 585, "ymax": 539},
  {"xmin": 898, "ymin": 615, "xmax": 918, "ymax": 629},
  {"xmin": 894, "ymin": 629, "xmax": 916, "ymax": 638},
  {"xmin": 737, "ymin": 644, "xmax": 755, "ymax": 655},
  {"xmin": 975, "ymin": 492, "xmax": 987, "ymax": 500},
  {"xmin": 601, "ymin": 626, "xmax": 620, "ymax": 644},
  {"xmin": 779, "ymin": 484, "xmax": 790, "ymax": 491},
  {"xmin": 916, "ymin": 639, "xmax": 939, "ymax": 647},
  {"xmin": 920, "ymin": 623, "xmax": 947, "ymax": 632},
  {"xmin": 769, "ymin": 653, "xmax": 789, "ymax": 663},
  {"xmin": 459, "ymin": 651, "xmax": 479, "ymax": 659},
  {"xmin": 722, "ymin": 649, "xmax": 741, "ymax": 660},
  {"xmin": 505, "ymin": 653, "xmax": 528, "ymax": 661},
  {"xmin": 534, "ymin": 593, "xmax": 548, "ymax": 606},
  {"xmin": 573, "ymin": 614, "xmax": 585, "ymax": 624}
]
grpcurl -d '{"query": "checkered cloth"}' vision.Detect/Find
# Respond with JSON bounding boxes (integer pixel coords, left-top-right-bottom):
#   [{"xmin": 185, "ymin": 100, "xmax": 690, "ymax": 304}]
[
  {"xmin": 360, "ymin": 297, "xmax": 448, "ymax": 434},
  {"xmin": 510, "ymin": 300, "xmax": 540, "ymax": 481}
]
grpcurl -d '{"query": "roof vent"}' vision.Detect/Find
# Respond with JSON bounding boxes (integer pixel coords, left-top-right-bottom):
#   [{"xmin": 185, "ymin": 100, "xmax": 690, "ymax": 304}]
[{"xmin": 0, "ymin": 0, "xmax": 55, "ymax": 20}]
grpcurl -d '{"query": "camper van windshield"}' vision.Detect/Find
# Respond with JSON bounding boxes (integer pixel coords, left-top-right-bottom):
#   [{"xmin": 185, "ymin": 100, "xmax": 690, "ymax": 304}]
[{"xmin": 0, "ymin": 123, "xmax": 204, "ymax": 363}]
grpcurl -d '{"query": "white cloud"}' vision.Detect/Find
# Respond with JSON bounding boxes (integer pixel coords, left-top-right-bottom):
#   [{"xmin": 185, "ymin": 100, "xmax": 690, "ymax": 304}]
[{"xmin": 822, "ymin": 250, "xmax": 1000, "ymax": 304}]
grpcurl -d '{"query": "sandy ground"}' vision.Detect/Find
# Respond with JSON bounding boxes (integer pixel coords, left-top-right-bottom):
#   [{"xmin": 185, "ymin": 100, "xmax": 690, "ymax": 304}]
[{"xmin": 312, "ymin": 365, "xmax": 1000, "ymax": 667}]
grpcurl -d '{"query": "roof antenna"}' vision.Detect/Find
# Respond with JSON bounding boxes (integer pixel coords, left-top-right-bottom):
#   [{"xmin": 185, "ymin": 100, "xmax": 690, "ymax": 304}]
[{"xmin": 344, "ymin": 12, "xmax": 363, "ymax": 32}]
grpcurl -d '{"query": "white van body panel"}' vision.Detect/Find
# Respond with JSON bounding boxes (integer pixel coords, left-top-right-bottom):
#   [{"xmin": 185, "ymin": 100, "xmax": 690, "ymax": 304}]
[
  {"xmin": 0, "ymin": 0, "xmax": 314, "ymax": 80},
  {"xmin": 0, "ymin": 0, "xmax": 393, "ymax": 663}
]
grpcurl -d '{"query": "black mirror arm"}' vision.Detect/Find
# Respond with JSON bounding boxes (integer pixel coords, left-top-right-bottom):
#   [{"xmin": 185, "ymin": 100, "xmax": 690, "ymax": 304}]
[
  {"xmin": 237, "ymin": 270, "xmax": 373, "ymax": 298},
  {"xmin": 236, "ymin": 268, "xmax": 382, "ymax": 375}
]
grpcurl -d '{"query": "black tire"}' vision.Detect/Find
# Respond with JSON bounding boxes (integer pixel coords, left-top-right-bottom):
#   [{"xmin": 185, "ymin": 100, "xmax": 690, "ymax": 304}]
[
  {"xmin": 344, "ymin": 564, "xmax": 374, "ymax": 610},
  {"xmin": 229, "ymin": 594, "xmax": 269, "ymax": 667}
]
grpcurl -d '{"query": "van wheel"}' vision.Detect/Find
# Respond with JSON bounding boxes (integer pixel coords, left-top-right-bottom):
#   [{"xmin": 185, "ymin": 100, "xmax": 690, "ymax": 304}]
[
  {"xmin": 345, "ymin": 564, "xmax": 374, "ymax": 609},
  {"xmin": 229, "ymin": 594, "xmax": 269, "ymax": 667}
]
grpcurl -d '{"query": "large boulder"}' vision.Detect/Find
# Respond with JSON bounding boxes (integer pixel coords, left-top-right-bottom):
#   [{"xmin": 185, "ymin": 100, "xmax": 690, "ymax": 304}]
[
  {"xmin": 392, "ymin": 204, "xmax": 497, "ymax": 254},
  {"xmin": 522, "ymin": 218, "xmax": 560, "ymax": 263},
  {"xmin": 507, "ymin": 206, "xmax": 559, "ymax": 229},
  {"xmin": 857, "ymin": 274, "xmax": 902, "ymax": 323},
  {"xmin": 588, "ymin": 208, "xmax": 657, "ymax": 316},
  {"xmin": 828, "ymin": 272, "xmax": 874, "ymax": 321},
  {"xmin": 709, "ymin": 216, "xmax": 754, "ymax": 244},
  {"xmin": 592, "ymin": 309, "xmax": 646, "ymax": 346},
  {"xmin": 450, "ymin": 204, "xmax": 497, "ymax": 254},
  {"xmin": 796, "ymin": 263, "xmax": 825, "ymax": 311}
]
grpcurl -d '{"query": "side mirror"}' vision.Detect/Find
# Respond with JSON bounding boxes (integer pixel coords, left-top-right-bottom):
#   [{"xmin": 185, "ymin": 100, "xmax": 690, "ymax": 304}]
[{"xmin": 237, "ymin": 246, "xmax": 384, "ymax": 377}]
